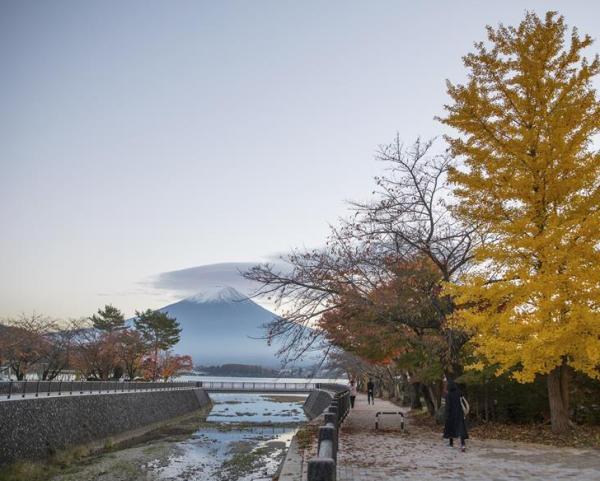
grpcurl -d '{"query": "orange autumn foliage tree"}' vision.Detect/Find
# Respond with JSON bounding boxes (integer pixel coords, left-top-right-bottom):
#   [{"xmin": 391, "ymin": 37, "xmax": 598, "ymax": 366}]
[
  {"xmin": 72, "ymin": 329, "xmax": 120, "ymax": 380},
  {"xmin": 0, "ymin": 314, "xmax": 55, "ymax": 380},
  {"xmin": 318, "ymin": 258, "xmax": 449, "ymax": 389},
  {"xmin": 319, "ymin": 298, "xmax": 408, "ymax": 364},
  {"xmin": 116, "ymin": 329, "xmax": 148, "ymax": 380},
  {"xmin": 159, "ymin": 353, "xmax": 193, "ymax": 381},
  {"xmin": 142, "ymin": 351, "xmax": 193, "ymax": 381}
]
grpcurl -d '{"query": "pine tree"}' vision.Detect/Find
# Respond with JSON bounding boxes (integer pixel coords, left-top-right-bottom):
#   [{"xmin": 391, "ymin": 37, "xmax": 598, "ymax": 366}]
[
  {"xmin": 134, "ymin": 309, "xmax": 181, "ymax": 381},
  {"xmin": 90, "ymin": 305, "xmax": 126, "ymax": 332},
  {"xmin": 439, "ymin": 11, "xmax": 600, "ymax": 433}
]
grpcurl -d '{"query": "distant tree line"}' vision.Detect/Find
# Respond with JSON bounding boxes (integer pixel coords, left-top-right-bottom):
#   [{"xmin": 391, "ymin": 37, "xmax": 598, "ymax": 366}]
[{"xmin": 0, "ymin": 306, "xmax": 191, "ymax": 382}]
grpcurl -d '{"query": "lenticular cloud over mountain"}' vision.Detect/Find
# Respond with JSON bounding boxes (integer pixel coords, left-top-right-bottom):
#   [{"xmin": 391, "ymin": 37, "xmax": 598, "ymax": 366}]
[
  {"xmin": 147, "ymin": 260, "xmax": 292, "ymax": 314},
  {"xmin": 150, "ymin": 262, "xmax": 258, "ymax": 295}
]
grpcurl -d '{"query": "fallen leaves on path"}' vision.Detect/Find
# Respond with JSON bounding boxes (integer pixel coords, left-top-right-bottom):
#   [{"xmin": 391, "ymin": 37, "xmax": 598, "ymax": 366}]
[{"xmin": 408, "ymin": 411, "xmax": 600, "ymax": 448}]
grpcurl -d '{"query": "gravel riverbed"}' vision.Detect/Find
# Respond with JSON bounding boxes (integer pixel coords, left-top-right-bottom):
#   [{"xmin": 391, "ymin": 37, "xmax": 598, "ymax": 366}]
[{"xmin": 50, "ymin": 393, "xmax": 308, "ymax": 481}]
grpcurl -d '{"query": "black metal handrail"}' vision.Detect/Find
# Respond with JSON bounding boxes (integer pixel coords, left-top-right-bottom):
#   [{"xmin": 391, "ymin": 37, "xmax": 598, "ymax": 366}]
[
  {"xmin": 0, "ymin": 380, "xmax": 199, "ymax": 400},
  {"xmin": 307, "ymin": 389, "xmax": 351, "ymax": 481},
  {"xmin": 1, "ymin": 379, "xmax": 327, "ymax": 399}
]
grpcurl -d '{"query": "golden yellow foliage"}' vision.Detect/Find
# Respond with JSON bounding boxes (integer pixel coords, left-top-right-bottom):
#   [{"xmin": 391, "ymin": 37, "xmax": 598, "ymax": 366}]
[{"xmin": 439, "ymin": 12, "xmax": 600, "ymax": 382}]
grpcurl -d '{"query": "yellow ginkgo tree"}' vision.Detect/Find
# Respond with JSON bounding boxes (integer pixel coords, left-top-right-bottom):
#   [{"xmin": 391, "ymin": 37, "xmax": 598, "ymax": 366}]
[{"xmin": 439, "ymin": 11, "xmax": 600, "ymax": 433}]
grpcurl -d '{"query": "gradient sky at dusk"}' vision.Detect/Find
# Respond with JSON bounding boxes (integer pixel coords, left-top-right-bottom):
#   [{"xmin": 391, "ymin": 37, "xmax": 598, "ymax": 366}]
[{"xmin": 1, "ymin": 1, "xmax": 599, "ymax": 318}]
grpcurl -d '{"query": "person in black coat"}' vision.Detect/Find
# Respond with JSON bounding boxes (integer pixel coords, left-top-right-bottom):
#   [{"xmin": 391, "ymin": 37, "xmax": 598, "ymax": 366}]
[
  {"xmin": 443, "ymin": 380, "xmax": 469, "ymax": 451},
  {"xmin": 367, "ymin": 378, "xmax": 375, "ymax": 405}
]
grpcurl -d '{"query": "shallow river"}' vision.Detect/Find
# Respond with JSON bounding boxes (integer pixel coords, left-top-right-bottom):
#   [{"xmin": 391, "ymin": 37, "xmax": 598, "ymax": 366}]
[
  {"xmin": 148, "ymin": 393, "xmax": 307, "ymax": 481},
  {"xmin": 51, "ymin": 392, "xmax": 308, "ymax": 481}
]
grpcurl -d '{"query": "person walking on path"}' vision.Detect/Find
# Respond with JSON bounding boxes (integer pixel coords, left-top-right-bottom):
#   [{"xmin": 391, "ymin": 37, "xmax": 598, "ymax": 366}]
[
  {"xmin": 443, "ymin": 380, "xmax": 469, "ymax": 452},
  {"xmin": 349, "ymin": 379, "xmax": 357, "ymax": 408},
  {"xmin": 367, "ymin": 378, "xmax": 375, "ymax": 405}
]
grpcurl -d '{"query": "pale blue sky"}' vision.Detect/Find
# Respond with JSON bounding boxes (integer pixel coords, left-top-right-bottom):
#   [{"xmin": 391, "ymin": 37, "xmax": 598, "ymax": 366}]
[{"xmin": 1, "ymin": 1, "xmax": 599, "ymax": 318}]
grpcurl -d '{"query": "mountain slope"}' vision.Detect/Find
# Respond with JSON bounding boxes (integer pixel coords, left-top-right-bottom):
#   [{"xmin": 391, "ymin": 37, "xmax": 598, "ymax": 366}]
[{"xmin": 158, "ymin": 287, "xmax": 283, "ymax": 367}]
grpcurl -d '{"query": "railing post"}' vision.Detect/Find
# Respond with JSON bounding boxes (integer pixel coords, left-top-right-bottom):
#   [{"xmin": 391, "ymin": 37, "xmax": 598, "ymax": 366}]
[
  {"xmin": 7, "ymin": 380, "xmax": 12, "ymax": 399},
  {"xmin": 307, "ymin": 457, "xmax": 336, "ymax": 481},
  {"xmin": 324, "ymin": 412, "xmax": 336, "ymax": 427},
  {"xmin": 319, "ymin": 424, "xmax": 338, "ymax": 461},
  {"xmin": 328, "ymin": 404, "xmax": 339, "ymax": 424}
]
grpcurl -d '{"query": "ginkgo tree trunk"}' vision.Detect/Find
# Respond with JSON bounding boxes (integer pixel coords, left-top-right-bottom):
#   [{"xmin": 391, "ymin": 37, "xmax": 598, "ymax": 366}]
[{"xmin": 439, "ymin": 11, "xmax": 600, "ymax": 433}]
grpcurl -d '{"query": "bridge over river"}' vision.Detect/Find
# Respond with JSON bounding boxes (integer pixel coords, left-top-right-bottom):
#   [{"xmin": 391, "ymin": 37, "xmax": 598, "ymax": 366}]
[{"xmin": 200, "ymin": 380, "xmax": 318, "ymax": 393}]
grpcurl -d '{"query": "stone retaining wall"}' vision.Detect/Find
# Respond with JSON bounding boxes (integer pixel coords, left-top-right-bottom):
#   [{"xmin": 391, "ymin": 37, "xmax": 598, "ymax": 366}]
[
  {"xmin": 277, "ymin": 432, "xmax": 304, "ymax": 481},
  {"xmin": 0, "ymin": 388, "xmax": 211, "ymax": 465}
]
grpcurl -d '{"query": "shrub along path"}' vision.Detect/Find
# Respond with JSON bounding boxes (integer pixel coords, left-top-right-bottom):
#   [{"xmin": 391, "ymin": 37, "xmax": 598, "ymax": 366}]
[{"xmin": 332, "ymin": 394, "xmax": 600, "ymax": 481}]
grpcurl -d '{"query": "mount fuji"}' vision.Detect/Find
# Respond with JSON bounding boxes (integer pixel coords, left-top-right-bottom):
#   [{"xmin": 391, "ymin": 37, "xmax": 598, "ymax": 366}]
[{"xmin": 157, "ymin": 287, "xmax": 284, "ymax": 367}]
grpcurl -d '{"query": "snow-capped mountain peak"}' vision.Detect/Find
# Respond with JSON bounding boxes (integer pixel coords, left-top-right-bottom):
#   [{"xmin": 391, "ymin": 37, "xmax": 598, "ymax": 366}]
[{"xmin": 186, "ymin": 286, "xmax": 248, "ymax": 304}]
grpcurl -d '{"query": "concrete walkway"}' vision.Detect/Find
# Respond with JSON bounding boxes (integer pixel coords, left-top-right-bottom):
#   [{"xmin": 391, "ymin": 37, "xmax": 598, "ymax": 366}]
[{"xmin": 334, "ymin": 394, "xmax": 600, "ymax": 481}]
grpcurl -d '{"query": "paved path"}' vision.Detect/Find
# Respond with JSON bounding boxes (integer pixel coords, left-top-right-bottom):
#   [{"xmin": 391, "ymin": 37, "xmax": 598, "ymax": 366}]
[{"xmin": 334, "ymin": 394, "xmax": 600, "ymax": 481}]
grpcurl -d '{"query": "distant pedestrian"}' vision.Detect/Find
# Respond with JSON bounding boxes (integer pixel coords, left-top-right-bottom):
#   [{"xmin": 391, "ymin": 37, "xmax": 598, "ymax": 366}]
[
  {"xmin": 349, "ymin": 379, "xmax": 357, "ymax": 408},
  {"xmin": 367, "ymin": 378, "xmax": 375, "ymax": 405},
  {"xmin": 443, "ymin": 380, "xmax": 469, "ymax": 452}
]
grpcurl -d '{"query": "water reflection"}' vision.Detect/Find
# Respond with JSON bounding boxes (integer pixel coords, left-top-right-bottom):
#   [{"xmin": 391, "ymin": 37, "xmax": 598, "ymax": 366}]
[{"xmin": 208, "ymin": 393, "xmax": 307, "ymax": 423}]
